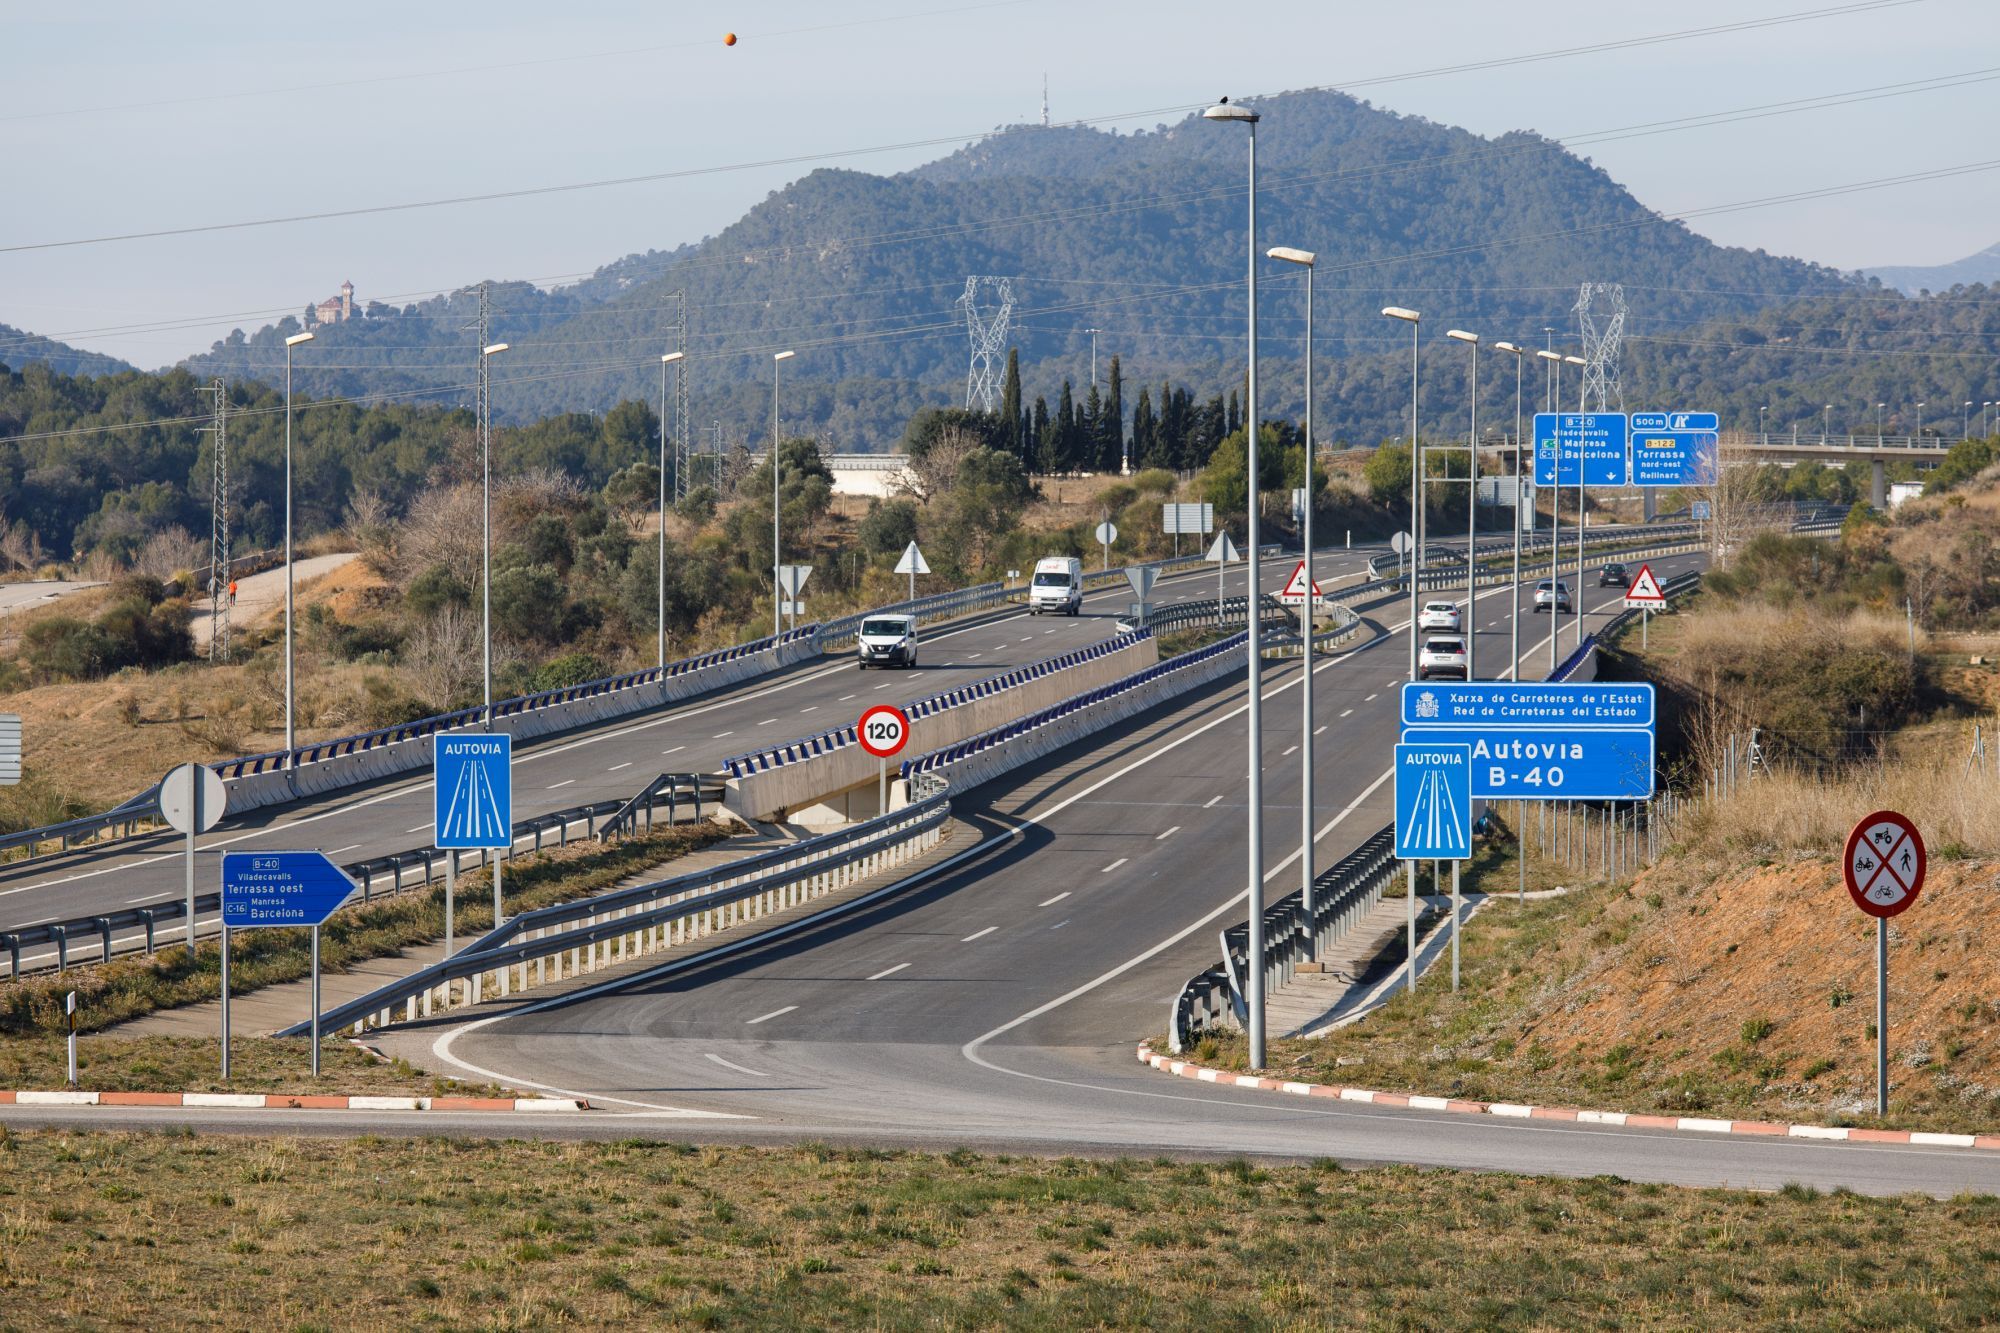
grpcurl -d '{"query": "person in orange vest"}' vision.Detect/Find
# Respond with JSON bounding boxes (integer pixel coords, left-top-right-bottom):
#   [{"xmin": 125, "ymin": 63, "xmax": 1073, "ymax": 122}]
[{"xmin": 227, "ymin": 579, "xmax": 237, "ymax": 606}]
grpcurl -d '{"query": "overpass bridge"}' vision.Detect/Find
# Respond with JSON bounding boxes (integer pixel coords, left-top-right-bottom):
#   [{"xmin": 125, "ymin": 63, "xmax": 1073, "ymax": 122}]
[{"xmin": 1722, "ymin": 430, "xmax": 1955, "ymax": 506}]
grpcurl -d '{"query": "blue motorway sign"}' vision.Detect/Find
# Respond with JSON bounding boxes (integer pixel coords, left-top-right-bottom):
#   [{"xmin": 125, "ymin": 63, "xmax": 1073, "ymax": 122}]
[
  {"xmin": 1401, "ymin": 682, "xmax": 1655, "ymax": 800},
  {"xmin": 1533, "ymin": 412, "xmax": 1628, "ymax": 487},
  {"xmin": 1395, "ymin": 743, "xmax": 1472, "ymax": 860},
  {"xmin": 221, "ymin": 851, "xmax": 356, "ymax": 928},
  {"xmin": 1691, "ymin": 500, "xmax": 1713, "ymax": 520},
  {"xmin": 1630, "ymin": 410, "xmax": 1717, "ymax": 488},
  {"xmin": 435, "ymin": 731, "xmax": 513, "ymax": 850}
]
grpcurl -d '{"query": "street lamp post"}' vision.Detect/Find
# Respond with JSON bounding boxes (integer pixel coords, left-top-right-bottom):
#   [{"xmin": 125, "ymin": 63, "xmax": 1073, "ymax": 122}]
[
  {"xmin": 281, "ymin": 330, "xmax": 314, "ymax": 771},
  {"xmin": 1448, "ymin": 330, "xmax": 1479, "ymax": 681},
  {"xmin": 771, "ymin": 350, "xmax": 796, "ymax": 639},
  {"xmin": 1823, "ymin": 404, "xmax": 1833, "ymax": 443},
  {"xmin": 1917, "ymin": 402, "xmax": 1926, "ymax": 442},
  {"xmin": 1965, "ymin": 402, "xmax": 1974, "ymax": 440},
  {"xmin": 1384, "ymin": 308, "xmax": 1422, "ymax": 679},
  {"xmin": 1876, "ymin": 402, "xmax": 1886, "ymax": 440},
  {"xmin": 1536, "ymin": 350, "xmax": 1563, "ymax": 671},
  {"xmin": 1495, "ymin": 342, "xmax": 1526, "ymax": 682},
  {"xmin": 658, "ymin": 351, "xmax": 685, "ymax": 670},
  {"xmin": 1759, "ymin": 405, "xmax": 1767, "ymax": 442},
  {"xmin": 478, "ymin": 341, "xmax": 508, "ymax": 728},
  {"xmin": 1270, "ymin": 245, "xmax": 1316, "ymax": 960},
  {"xmin": 1565, "ymin": 354, "xmax": 1586, "ymax": 649},
  {"xmin": 1207, "ymin": 97, "xmax": 1267, "ymax": 1068}
]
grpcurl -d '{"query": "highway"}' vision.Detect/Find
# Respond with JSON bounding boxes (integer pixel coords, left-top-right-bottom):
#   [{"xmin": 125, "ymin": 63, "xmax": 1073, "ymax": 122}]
[
  {"xmin": 0, "ymin": 540, "xmax": 1396, "ymax": 951},
  {"xmin": 339, "ymin": 543, "xmax": 2000, "ymax": 1198}
]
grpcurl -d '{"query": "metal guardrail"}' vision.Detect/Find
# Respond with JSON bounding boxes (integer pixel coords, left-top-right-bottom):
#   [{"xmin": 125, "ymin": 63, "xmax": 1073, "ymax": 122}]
[
  {"xmin": 1166, "ymin": 564, "xmax": 1713, "ymax": 1054},
  {"xmin": 277, "ymin": 789, "xmax": 953, "ymax": 1038},
  {"xmin": 721, "ymin": 628, "xmax": 1155, "ymax": 779},
  {"xmin": 0, "ymin": 772, "xmax": 720, "ymax": 978},
  {"xmin": 814, "ymin": 582, "xmax": 1008, "ymax": 652}
]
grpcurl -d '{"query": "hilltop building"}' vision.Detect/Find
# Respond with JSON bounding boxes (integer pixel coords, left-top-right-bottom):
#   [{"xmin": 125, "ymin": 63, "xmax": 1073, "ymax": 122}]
[{"xmin": 310, "ymin": 281, "xmax": 355, "ymax": 328}]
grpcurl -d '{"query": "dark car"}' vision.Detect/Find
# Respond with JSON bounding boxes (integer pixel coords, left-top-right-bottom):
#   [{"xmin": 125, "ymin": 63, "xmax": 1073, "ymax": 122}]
[{"xmin": 1598, "ymin": 562, "xmax": 1629, "ymax": 588}]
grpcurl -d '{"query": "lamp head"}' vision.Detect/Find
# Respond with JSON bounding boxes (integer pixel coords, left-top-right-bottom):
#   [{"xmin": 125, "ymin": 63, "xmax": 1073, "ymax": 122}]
[
  {"xmin": 1535, "ymin": 350, "xmax": 1561, "ymax": 362},
  {"xmin": 1446, "ymin": 329, "xmax": 1478, "ymax": 344},
  {"xmin": 662, "ymin": 352, "xmax": 685, "ymax": 365},
  {"xmin": 1563, "ymin": 355, "xmax": 1586, "ymax": 366},
  {"xmin": 773, "ymin": 350, "xmax": 796, "ymax": 362},
  {"xmin": 482, "ymin": 342, "xmax": 509, "ymax": 356},
  {"xmin": 1492, "ymin": 341, "xmax": 1520, "ymax": 354},
  {"xmin": 1380, "ymin": 306, "xmax": 1419, "ymax": 323},
  {"xmin": 284, "ymin": 331, "xmax": 315, "ymax": 347},
  {"xmin": 1203, "ymin": 98, "xmax": 1259, "ymax": 124},
  {"xmin": 1265, "ymin": 246, "xmax": 1315, "ymax": 267}
]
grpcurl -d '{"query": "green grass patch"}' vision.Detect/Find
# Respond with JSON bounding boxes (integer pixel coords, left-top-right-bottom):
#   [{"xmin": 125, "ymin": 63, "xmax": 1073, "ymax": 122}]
[
  {"xmin": 0, "ymin": 822, "xmax": 727, "ymax": 1037},
  {"xmin": 0, "ymin": 1135, "xmax": 1993, "ymax": 1326}
]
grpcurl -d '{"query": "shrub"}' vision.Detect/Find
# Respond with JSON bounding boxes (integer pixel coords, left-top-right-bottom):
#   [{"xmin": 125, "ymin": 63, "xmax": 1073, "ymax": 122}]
[{"xmin": 530, "ymin": 653, "xmax": 611, "ymax": 692}]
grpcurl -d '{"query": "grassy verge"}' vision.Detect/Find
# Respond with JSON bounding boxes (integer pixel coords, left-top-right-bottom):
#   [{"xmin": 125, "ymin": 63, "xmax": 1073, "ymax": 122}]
[
  {"xmin": 1189, "ymin": 814, "xmax": 2000, "ymax": 1136},
  {"xmin": 0, "ymin": 822, "xmax": 728, "ymax": 1037},
  {"xmin": 0, "ymin": 1035, "xmax": 511, "ymax": 1097},
  {"xmin": 0, "ymin": 1136, "xmax": 1993, "ymax": 1327}
]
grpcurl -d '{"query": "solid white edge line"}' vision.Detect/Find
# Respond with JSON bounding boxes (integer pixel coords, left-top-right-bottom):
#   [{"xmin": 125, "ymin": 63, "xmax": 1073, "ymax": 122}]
[{"xmin": 705, "ymin": 1053, "xmax": 770, "ymax": 1078}]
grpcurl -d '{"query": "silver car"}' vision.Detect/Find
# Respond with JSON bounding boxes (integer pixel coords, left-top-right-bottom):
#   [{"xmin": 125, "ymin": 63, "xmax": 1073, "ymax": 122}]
[{"xmin": 1532, "ymin": 580, "xmax": 1573, "ymax": 614}]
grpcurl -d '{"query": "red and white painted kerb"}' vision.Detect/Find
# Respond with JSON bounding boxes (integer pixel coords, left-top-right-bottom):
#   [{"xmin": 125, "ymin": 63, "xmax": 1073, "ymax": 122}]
[
  {"xmin": 1135, "ymin": 1044, "xmax": 1998, "ymax": 1150},
  {"xmin": 0, "ymin": 1090, "xmax": 589, "ymax": 1112}
]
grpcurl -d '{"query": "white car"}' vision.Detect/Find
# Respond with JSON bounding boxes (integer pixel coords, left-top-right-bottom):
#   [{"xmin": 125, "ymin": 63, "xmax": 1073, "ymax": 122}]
[
  {"xmin": 1532, "ymin": 580, "xmax": 1573, "ymax": 614},
  {"xmin": 1419, "ymin": 635, "xmax": 1468, "ymax": 680},
  {"xmin": 1417, "ymin": 600, "xmax": 1461, "ymax": 633},
  {"xmin": 856, "ymin": 614, "xmax": 918, "ymax": 669}
]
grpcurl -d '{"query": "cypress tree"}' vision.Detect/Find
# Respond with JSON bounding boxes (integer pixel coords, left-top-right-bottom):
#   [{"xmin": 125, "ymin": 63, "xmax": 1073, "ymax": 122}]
[
  {"xmin": 1131, "ymin": 387, "xmax": 1156, "ymax": 468},
  {"xmin": 1000, "ymin": 348, "xmax": 1023, "ymax": 462},
  {"xmin": 1083, "ymin": 384, "xmax": 1104, "ymax": 472},
  {"xmin": 1102, "ymin": 356, "xmax": 1125, "ymax": 472},
  {"xmin": 1055, "ymin": 380, "xmax": 1077, "ymax": 472},
  {"xmin": 1032, "ymin": 396, "xmax": 1054, "ymax": 475},
  {"xmin": 1226, "ymin": 389, "xmax": 1242, "ymax": 440}
]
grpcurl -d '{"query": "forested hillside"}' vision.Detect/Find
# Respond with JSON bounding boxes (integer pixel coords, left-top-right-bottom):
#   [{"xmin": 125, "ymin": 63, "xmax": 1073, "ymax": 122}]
[
  {"xmin": 175, "ymin": 88, "xmax": 1859, "ymax": 443},
  {"xmin": 0, "ymin": 324, "xmax": 134, "ymax": 379}
]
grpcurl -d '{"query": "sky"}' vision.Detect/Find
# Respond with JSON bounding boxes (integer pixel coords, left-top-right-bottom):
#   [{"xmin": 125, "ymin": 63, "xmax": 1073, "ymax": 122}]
[{"xmin": 4, "ymin": 0, "xmax": 1995, "ymax": 369}]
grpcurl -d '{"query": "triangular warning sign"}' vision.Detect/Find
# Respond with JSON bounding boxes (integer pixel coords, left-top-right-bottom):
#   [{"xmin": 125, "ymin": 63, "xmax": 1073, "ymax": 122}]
[
  {"xmin": 1204, "ymin": 532, "xmax": 1240, "ymax": 563},
  {"xmin": 1278, "ymin": 559, "xmax": 1325, "ymax": 605},
  {"xmin": 1623, "ymin": 563, "xmax": 1667, "ymax": 608}
]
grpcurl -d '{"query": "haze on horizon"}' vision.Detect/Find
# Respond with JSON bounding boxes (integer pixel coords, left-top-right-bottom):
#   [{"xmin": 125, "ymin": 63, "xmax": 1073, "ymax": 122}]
[{"xmin": 5, "ymin": 0, "xmax": 1995, "ymax": 369}]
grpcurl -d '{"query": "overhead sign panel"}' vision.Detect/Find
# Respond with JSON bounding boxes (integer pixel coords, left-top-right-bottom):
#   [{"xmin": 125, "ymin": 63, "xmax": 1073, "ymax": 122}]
[
  {"xmin": 1630, "ymin": 410, "xmax": 1718, "ymax": 488},
  {"xmin": 1533, "ymin": 412, "xmax": 1629, "ymax": 487},
  {"xmin": 1163, "ymin": 503, "xmax": 1213, "ymax": 535},
  {"xmin": 1401, "ymin": 682, "xmax": 1655, "ymax": 800},
  {"xmin": 435, "ymin": 731, "xmax": 513, "ymax": 850},
  {"xmin": 1395, "ymin": 743, "xmax": 1472, "ymax": 860},
  {"xmin": 221, "ymin": 851, "xmax": 357, "ymax": 929}
]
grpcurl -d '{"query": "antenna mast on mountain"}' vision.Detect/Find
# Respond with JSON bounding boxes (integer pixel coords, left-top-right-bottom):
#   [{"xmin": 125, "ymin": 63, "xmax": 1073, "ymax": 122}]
[
  {"xmin": 957, "ymin": 276, "xmax": 1016, "ymax": 413},
  {"xmin": 1041, "ymin": 74, "xmax": 1049, "ymax": 127},
  {"xmin": 200, "ymin": 379, "xmax": 230, "ymax": 662},
  {"xmin": 1574, "ymin": 283, "xmax": 1627, "ymax": 412},
  {"xmin": 668, "ymin": 290, "xmax": 692, "ymax": 501}
]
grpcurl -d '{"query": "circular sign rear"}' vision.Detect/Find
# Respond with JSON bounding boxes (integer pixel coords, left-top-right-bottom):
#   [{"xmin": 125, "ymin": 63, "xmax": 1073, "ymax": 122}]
[
  {"xmin": 1843, "ymin": 809, "xmax": 1926, "ymax": 919},
  {"xmin": 856, "ymin": 704, "xmax": 911, "ymax": 760}
]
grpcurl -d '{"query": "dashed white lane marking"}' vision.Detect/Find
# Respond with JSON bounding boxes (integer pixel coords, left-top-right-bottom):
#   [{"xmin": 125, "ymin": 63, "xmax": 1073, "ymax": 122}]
[
  {"xmin": 1044, "ymin": 628, "xmax": 1058, "ymax": 634},
  {"xmin": 705, "ymin": 1053, "xmax": 769, "ymax": 1078},
  {"xmin": 1020, "ymin": 636, "xmax": 1033, "ymax": 643},
  {"xmin": 1281, "ymin": 745, "xmax": 1299, "ymax": 756},
  {"xmin": 1203, "ymin": 795, "xmax": 1224, "ymax": 808},
  {"xmin": 873, "ymin": 683, "xmax": 893, "ymax": 690},
  {"xmin": 1039, "ymin": 892, "xmax": 1070, "ymax": 907},
  {"xmin": 968, "ymin": 652, "xmax": 983, "ymax": 659},
  {"xmin": 607, "ymin": 762, "xmax": 632, "ymax": 772},
  {"xmin": 713, "ymin": 731, "xmax": 734, "ymax": 739},
  {"xmin": 1102, "ymin": 858, "xmax": 1129, "ymax": 873},
  {"xmin": 661, "ymin": 746, "xmax": 685, "ymax": 755},
  {"xmin": 1364, "ymin": 693, "xmax": 1378, "ymax": 702},
  {"xmin": 1340, "ymin": 708, "xmax": 1353, "ymax": 718},
  {"xmin": 406, "ymin": 823, "xmax": 433, "ymax": 834},
  {"xmin": 961, "ymin": 926, "xmax": 998, "ymax": 942},
  {"xmin": 867, "ymin": 962, "xmax": 911, "ymax": 980},
  {"xmin": 1156, "ymin": 825, "xmax": 1181, "ymax": 840},
  {"xmin": 329, "ymin": 844, "xmax": 361, "ymax": 856},
  {"xmin": 746, "ymin": 1006, "xmax": 796, "ymax": 1026},
  {"xmin": 839, "ymin": 694, "xmax": 857, "ymax": 702},
  {"xmin": 756, "ymin": 718, "xmax": 778, "ymax": 726},
  {"xmin": 801, "ymin": 706, "xmax": 818, "ymax": 713},
  {"xmin": 1314, "ymin": 725, "xmax": 1328, "ymax": 735}
]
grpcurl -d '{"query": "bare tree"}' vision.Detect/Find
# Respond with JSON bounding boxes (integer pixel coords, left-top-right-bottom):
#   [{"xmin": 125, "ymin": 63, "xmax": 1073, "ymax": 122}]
[
  {"xmin": 897, "ymin": 427, "xmax": 984, "ymax": 504},
  {"xmin": 396, "ymin": 483, "xmax": 484, "ymax": 587},
  {"xmin": 401, "ymin": 603, "xmax": 480, "ymax": 711},
  {"xmin": 134, "ymin": 525, "xmax": 206, "ymax": 580},
  {"xmin": 1700, "ymin": 440, "xmax": 1782, "ymax": 568},
  {"xmin": 0, "ymin": 521, "xmax": 45, "ymax": 573}
]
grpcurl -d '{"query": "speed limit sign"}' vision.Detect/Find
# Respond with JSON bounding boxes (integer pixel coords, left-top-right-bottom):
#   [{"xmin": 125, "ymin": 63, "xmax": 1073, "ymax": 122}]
[{"xmin": 856, "ymin": 704, "xmax": 911, "ymax": 759}]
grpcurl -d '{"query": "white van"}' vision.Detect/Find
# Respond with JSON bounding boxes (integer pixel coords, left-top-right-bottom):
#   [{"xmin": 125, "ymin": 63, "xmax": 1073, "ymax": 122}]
[
  {"xmin": 1027, "ymin": 556, "xmax": 1083, "ymax": 615},
  {"xmin": 856, "ymin": 613, "xmax": 918, "ymax": 669}
]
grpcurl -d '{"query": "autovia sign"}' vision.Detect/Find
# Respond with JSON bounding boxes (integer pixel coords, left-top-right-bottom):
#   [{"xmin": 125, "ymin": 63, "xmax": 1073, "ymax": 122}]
[{"xmin": 1400, "ymin": 682, "xmax": 1655, "ymax": 800}]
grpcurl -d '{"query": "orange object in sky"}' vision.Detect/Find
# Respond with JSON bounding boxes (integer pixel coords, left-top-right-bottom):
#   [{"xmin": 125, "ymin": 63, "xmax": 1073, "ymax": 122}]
[{"xmin": 723, "ymin": 32, "xmax": 737, "ymax": 46}]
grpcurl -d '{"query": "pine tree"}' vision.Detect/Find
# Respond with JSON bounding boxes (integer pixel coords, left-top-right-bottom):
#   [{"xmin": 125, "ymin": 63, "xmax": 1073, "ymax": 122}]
[{"xmin": 1000, "ymin": 348, "xmax": 1022, "ymax": 462}]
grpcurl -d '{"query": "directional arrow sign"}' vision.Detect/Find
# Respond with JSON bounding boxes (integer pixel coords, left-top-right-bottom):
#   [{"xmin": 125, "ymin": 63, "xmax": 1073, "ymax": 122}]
[
  {"xmin": 1204, "ymin": 532, "xmax": 1240, "ymax": 563},
  {"xmin": 1623, "ymin": 563, "xmax": 1667, "ymax": 611},
  {"xmin": 1124, "ymin": 565, "xmax": 1158, "ymax": 601},
  {"xmin": 221, "ymin": 851, "xmax": 357, "ymax": 928},
  {"xmin": 893, "ymin": 543, "xmax": 930, "ymax": 576},
  {"xmin": 1278, "ymin": 559, "xmax": 1325, "ymax": 606}
]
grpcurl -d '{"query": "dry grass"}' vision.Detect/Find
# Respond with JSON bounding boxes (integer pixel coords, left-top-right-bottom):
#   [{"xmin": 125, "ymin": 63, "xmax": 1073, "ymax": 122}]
[
  {"xmin": 1667, "ymin": 756, "xmax": 2000, "ymax": 858},
  {"xmin": 0, "ymin": 1035, "xmax": 508, "ymax": 1097},
  {"xmin": 0, "ymin": 1135, "xmax": 1995, "ymax": 1327}
]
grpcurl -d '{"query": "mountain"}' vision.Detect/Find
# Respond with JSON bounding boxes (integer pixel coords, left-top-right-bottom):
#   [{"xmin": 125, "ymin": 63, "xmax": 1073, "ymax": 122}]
[
  {"xmin": 0, "ymin": 323, "xmax": 134, "ymax": 379},
  {"xmin": 179, "ymin": 88, "xmax": 1859, "ymax": 446},
  {"xmin": 1864, "ymin": 242, "xmax": 2000, "ymax": 297}
]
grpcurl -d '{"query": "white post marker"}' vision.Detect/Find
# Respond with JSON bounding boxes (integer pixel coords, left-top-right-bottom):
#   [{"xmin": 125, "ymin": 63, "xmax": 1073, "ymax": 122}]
[
  {"xmin": 65, "ymin": 991, "xmax": 78, "ymax": 1088},
  {"xmin": 857, "ymin": 704, "xmax": 911, "ymax": 815},
  {"xmin": 160, "ymin": 762, "xmax": 227, "ymax": 950},
  {"xmin": 1844, "ymin": 809, "xmax": 1926, "ymax": 1118},
  {"xmin": 894, "ymin": 542, "xmax": 930, "ymax": 604}
]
